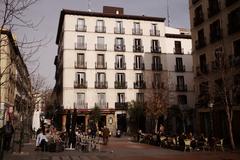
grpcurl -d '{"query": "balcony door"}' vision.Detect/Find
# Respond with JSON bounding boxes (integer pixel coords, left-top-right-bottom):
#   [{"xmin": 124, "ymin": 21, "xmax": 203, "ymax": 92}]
[
  {"xmin": 153, "ymin": 56, "xmax": 161, "ymax": 68},
  {"xmin": 115, "ymin": 38, "xmax": 124, "ymax": 46},
  {"xmin": 98, "ymin": 93, "xmax": 106, "ymax": 105},
  {"xmin": 116, "ymin": 55, "xmax": 124, "ymax": 68},
  {"xmin": 151, "ymin": 24, "xmax": 158, "ymax": 34},
  {"xmin": 116, "ymin": 21, "xmax": 123, "ymax": 31},
  {"xmin": 135, "ymin": 56, "xmax": 143, "ymax": 69},
  {"xmin": 117, "ymin": 93, "xmax": 125, "ymax": 103},
  {"xmin": 97, "ymin": 54, "xmax": 104, "ymax": 65},
  {"xmin": 116, "ymin": 73, "xmax": 125, "ymax": 83},
  {"xmin": 176, "ymin": 57, "xmax": 183, "ymax": 68},
  {"xmin": 96, "ymin": 73, "xmax": 105, "ymax": 83},
  {"xmin": 77, "ymin": 18, "xmax": 85, "ymax": 30},
  {"xmin": 77, "ymin": 93, "xmax": 85, "ymax": 107},
  {"xmin": 177, "ymin": 76, "xmax": 185, "ymax": 86},
  {"xmin": 77, "ymin": 35, "xmax": 84, "ymax": 44},
  {"xmin": 77, "ymin": 53, "xmax": 84, "ymax": 65},
  {"xmin": 152, "ymin": 40, "xmax": 159, "ymax": 50},
  {"xmin": 136, "ymin": 73, "xmax": 144, "ymax": 82},
  {"xmin": 76, "ymin": 72, "xmax": 85, "ymax": 84}
]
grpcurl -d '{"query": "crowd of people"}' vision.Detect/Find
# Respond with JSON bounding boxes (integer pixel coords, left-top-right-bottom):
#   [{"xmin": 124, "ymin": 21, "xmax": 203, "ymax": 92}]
[{"xmin": 34, "ymin": 124, "xmax": 111, "ymax": 152}]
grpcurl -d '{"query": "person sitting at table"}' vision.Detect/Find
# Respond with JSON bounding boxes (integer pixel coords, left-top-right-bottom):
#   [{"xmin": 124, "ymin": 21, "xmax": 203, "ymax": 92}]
[
  {"xmin": 36, "ymin": 129, "xmax": 48, "ymax": 152},
  {"xmin": 197, "ymin": 133, "xmax": 206, "ymax": 150}
]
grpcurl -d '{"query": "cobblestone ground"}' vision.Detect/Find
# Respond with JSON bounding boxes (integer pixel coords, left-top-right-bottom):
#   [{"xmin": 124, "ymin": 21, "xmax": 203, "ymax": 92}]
[{"xmin": 3, "ymin": 136, "xmax": 240, "ymax": 160}]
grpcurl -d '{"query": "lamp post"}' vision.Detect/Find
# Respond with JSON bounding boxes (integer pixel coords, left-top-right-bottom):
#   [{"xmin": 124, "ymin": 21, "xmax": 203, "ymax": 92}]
[{"xmin": 209, "ymin": 102, "xmax": 214, "ymax": 137}]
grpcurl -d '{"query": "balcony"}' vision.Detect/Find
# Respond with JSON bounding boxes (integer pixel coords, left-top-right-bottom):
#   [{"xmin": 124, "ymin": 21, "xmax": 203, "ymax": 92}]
[
  {"xmin": 210, "ymin": 29, "xmax": 223, "ymax": 43},
  {"xmin": 150, "ymin": 29, "xmax": 160, "ymax": 36},
  {"xmin": 114, "ymin": 27, "xmax": 125, "ymax": 34},
  {"xmin": 195, "ymin": 38, "xmax": 206, "ymax": 50},
  {"xmin": 114, "ymin": 44, "xmax": 126, "ymax": 52},
  {"xmin": 75, "ymin": 43, "xmax": 87, "ymax": 50},
  {"xmin": 208, "ymin": 2, "xmax": 221, "ymax": 18},
  {"xmin": 115, "ymin": 62, "xmax": 126, "ymax": 70},
  {"xmin": 74, "ymin": 81, "xmax": 88, "ymax": 89},
  {"xmin": 95, "ymin": 102, "xmax": 108, "ymax": 109},
  {"xmin": 133, "ymin": 63, "xmax": 145, "ymax": 70},
  {"xmin": 176, "ymin": 84, "xmax": 188, "ymax": 92},
  {"xmin": 134, "ymin": 81, "xmax": 146, "ymax": 89},
  {"xmin": 75, "ymin": 25, "xmax": 87, "ymax": 32},
  {"xmin": 95, "ymin": 26, "xmax": 106, "ymax": 33},
  {"xmin": 95, "ymin": 44, "xmax": 107, "ymax": 51},
  {"xmin": 193, "ymin": 16, "xmax": 204, "ymax": 26},
  {"xmin": 95, "ymin": 62, "xmax": 107, "ymax": 69},
  {"xmin": 225, "ymin": 0, "xmax": 239, "ymax": 7},
  {"xmin": 132, "ymin": 28, "xmax": 143, "ymax": 35},
  {"xmin": 196, "ymin": 65, "xmax": 209, "ymax": 76},
  {"xmin": 133, "ymin": 45, "xmax": 144, "ymax": 52},
  {"xmin": 95, "ymin": 81, "xmax": 108, "ymax": 89},
  {"xmin": 115, "ymin": 102, "xmax": 128, "ymax": 110},
  {"xmin": 74, "ymin": 102, "xmax": 88, "ymax": 109},
  {"xmin": 151, "ymin": 46, "xmax": 161, "ymax": 53},
  {"xmin": 152, "ymin": 64, "xmax": 162, "ymax": 71},
  {"xmin": 174, "ymin": 48, "xmax": 184, "ymax": 54},
  {"xmin": 175, "ymin": 65, "xmax": 186, "ymax": 72},
  {"xmin": 152, "ymin": 82, "xmax": 163, "ymax": 89},
  {"xmin": 114, "ymin": 81, "xmax": 127, "ymax": 89},
  {"xmin": 75, "ymin": 62, "xmax": 87, "ymax": 69}
]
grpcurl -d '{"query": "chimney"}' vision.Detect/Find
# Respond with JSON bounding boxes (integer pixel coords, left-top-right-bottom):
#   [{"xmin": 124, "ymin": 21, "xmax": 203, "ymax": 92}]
[{"xmin": 103, "ymin": 6, "xmax": 124, "ymax": 15}]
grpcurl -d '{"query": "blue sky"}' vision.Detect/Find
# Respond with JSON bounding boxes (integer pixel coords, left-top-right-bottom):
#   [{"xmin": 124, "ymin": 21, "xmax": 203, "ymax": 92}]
[{"xmin": 18, "ymin": 0, "xmax": 190, "ymax": 87}]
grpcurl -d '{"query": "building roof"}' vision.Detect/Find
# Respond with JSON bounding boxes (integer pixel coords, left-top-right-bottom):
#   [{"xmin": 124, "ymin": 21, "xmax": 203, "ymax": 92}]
[{"xmin": 56, "ymin": 9, "xmax": 166, "ymax": 44}]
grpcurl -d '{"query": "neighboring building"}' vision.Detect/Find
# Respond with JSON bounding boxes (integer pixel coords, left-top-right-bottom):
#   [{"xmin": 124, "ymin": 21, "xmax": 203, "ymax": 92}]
[
  {"xmin": 0, "ymin": 30, "xmax": 31, "ymax": 129},
  {"xmin": 54, "ymin": 6, "xmax": 194, "ymax": 134},
  {"xmin": 189, "ymin": 0, "xmax": 240, "ymax": 143}
]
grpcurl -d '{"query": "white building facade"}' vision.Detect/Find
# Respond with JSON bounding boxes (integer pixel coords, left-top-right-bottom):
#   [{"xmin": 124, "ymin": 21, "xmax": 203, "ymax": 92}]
[{"xmin": 54, "ymin": 7, "xmax": 194, "ymax": 134}]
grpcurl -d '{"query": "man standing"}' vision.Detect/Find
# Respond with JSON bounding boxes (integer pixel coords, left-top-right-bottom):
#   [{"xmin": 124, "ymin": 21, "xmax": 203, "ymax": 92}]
[
  {"xmin": 102, "ymin": 126, "xmax": 110, "ymax": 145},
  {"xmin": 3, "ymin": 121, "xmax": 14, "ymax": 151}
]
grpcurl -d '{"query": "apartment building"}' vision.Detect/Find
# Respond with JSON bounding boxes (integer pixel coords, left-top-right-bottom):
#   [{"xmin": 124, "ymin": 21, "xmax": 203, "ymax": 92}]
[
  {"xmin": 0, "ymin": 30, "xmax": 31, "ymax": 128},
  {"xmin": 189, "ymin": 0, "xmax": 240, "ymax": 142},
  {"xmin": 54, "ymin": 6, "xmax": 194, "ymax": 134}
]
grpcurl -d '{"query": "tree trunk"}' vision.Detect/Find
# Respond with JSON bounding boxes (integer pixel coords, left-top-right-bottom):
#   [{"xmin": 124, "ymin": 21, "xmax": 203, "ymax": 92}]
[
  {"xmin": 154, "ymin": 119, "xmax": 158, "ymax": 134},
  {"xmin": 226, "ymin": 104, "xmax": 235, "ymax": 150}
]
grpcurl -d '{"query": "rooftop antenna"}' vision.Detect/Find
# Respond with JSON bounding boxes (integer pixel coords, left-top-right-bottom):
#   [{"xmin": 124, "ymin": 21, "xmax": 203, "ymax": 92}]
[
  {"xmin": 166, "ymin": 0, "xmax": 170, "ymax": 26},
  {"xmin": 88, "ymin": 0, "xmax": 92, "ymax": 12}
]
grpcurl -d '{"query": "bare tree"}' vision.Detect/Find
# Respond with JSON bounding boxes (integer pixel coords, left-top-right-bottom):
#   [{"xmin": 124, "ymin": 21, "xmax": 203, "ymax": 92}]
[{"xmin": 145, "ymin": 75, "xmax": 168, "ymax": 133}]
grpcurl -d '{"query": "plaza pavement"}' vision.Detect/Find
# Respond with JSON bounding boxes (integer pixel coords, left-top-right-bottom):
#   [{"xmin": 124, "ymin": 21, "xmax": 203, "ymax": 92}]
[{"xmin": 3, "ymin": 136, "xmax": 240, "ymax": 160}]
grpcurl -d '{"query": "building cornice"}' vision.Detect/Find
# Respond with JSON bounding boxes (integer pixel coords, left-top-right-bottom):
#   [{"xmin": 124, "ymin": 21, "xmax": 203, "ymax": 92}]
[{"xmin": 56, "ymin": 9, "xmax": 166, "ymax": 44}]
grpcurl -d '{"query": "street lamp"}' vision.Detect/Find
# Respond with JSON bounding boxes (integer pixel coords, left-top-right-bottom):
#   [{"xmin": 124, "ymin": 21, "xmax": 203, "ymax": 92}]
[{"xmin": 209, "ymin": 101, "xmax": 214, "ymax": 137}]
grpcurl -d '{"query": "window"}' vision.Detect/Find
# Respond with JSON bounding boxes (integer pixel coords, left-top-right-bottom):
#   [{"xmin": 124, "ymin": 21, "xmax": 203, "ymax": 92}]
[
  {"xmin": 76, "ymin": 18, "xmax": 86, "ymax": 31},
  {"xmin": 208, "ymin": 0, "xmax": 220, "ymax": 18},
  {"xmin": 199, "ymin": 82, "xmax": 208, "ymax": 95},
  {"xmin": 133, "ymin": 22, "xmax": 142, "ymax": 35},
  {"xmin": 196, "ymin": 29, "xmax": 206, "ymax": 49},
  {"xmin": 77, "ymin": 93, "xmax": 85, "ymax": 106},
  {"xmin": 115, "ymin": 21, "xmax": 124, "ymax": 34},
  {"xmin": 96, "ymin": 73, "xmax": 106, "ymax": 82},
  {"xmin": 210, "ymin": 20, "xmax": 222, "ymax": 43},
  {"xmin": 150, "ymin": 24, "xmax": 159, "ymax": 36},
  {"xmin": 116, "ymin": 73, "xmax": 125, "ymax": 83},
  {"xmin": 97, "ymin": 54, "xmax": 105, "ymax": 65},
  {"xmin": 115, "ymin": 55, "xmax": 125, "ymax": 69},
  {"xmin": 97, "ymin": 93, "xmax": 106, "ymax": 105},
  {"xmin": 133, "ymin": 39, "xmax": 143, "ymax": 52},
  {"xmin": 178, "ymin": 95, "xmax": 187, "ymax": 105},
  {"xmin": 194, "ymin": 5, "xmax": 204, "ymax": 26},
  {"xmin": 175, "ymin": 57, "xmax": 185, "ymax": 72},
  {"xmin": 117, "ymin": 93, "xmax": 125, "ymax": 103},
  {"xmin": 151, "ymin": 40, "xmax": 160, "ymax": 52},
  {"xmin": 96, "ymin": 37, "xmax": 106, "ymax": 51},
  {"xmin": 174, "ymin": 41, "xmax": 182, "ymax": 54},
  {"xmin": 77, "ymin": 53, "xmax": 84, "ymax": 65},
  {"xmin": 76, "ymin": 72, "xmax": 85, "ymax": 84},
  {"xmin": 233, "ymin": 39, "xmax": 240, "ymax": 57},
  {"xmin": 134, "ymin": 56, "xmax": 143, "ymax": 69},
  {"xmin": 228, "ymin": 7, "xmax": 240, "ymax": 34},
  {"xmin": 153, "ymin": 73, "xmax": 161, "ymax": 88},
  {"xmin": 199, "ymin": 54, "xmax": 207, "ymax": 73},
  {"xmin": 136, "ymin": 73, "xmax": 144, "ymax": 82},
  {"xmin": 152, "ymin": 56, "xmax": 162, "ymax": 70},
  {"xmin": 96, "ymin": 20, "xmax": 105, "ymax": 32},
  {"xmin": 75, "ymin": 36, "xmax": 86, "ymax": 50},
  {"xmin": 136, "ymin": 93, "xmax": 144, "ymax": 103},
  {"xmin": 115, "ymin": 38, "xmax": 125, "ymax": 51},
  {"xmin": 177, "ymin": 76, "xmax": 185, "ymax": 86}
]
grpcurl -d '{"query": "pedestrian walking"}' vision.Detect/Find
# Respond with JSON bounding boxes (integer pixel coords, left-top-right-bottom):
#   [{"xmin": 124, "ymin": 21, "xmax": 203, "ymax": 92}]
[
  {"xmin": 3, "ymin": 121, "xmax": 14, "ymax": 151},
  {"xmin": 102, "ymin": 126, "xmax": 110, "ymax": 145}
]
